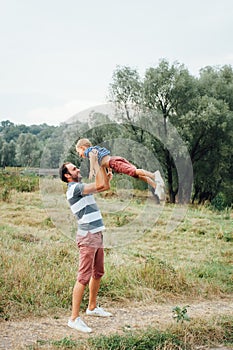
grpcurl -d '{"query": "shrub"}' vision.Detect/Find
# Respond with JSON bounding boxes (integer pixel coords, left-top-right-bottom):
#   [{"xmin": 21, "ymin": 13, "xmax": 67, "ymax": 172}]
[
  {"xmin": 15, "ymin": 175, "xmax": 38, "ymax": 192},
  {"xmin": 0, "ymin": 169, "xmax": 39, "ymax": 195},
  {"xmin": 211, "ymin": 193, "xmax": 228, "ymax": 211}
]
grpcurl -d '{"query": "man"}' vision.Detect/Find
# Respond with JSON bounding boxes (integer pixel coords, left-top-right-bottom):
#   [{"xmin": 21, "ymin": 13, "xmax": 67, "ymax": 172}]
[{"xmin": 59, "ymin": 162, "xmax": 112, "ymax": 333}]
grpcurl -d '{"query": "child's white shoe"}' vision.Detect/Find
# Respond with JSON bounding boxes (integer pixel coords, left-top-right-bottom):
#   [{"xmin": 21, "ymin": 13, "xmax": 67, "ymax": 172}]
[{"xmin": 154, "ymin": 170, "xmax": 165, "ymax": 201}]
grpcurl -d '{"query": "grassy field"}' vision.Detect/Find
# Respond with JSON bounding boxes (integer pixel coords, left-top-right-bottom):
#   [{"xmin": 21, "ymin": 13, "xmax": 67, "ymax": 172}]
[{"xmin": 0, "ymin": 172, "xmax": 232, "ymax": 349}]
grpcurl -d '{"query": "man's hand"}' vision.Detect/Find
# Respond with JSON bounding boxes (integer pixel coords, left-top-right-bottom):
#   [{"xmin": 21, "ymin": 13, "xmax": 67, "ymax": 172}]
[{"xmin": 89, "ymin": 149, "xmax": 98, "ymax": 158}]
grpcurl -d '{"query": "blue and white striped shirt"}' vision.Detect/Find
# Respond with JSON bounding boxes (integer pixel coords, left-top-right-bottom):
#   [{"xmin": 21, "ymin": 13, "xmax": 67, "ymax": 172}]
[
  {"xmin": 84, "ymin": 146, "xmax": 110, "ymax": 165},
  {"xmin": 66, "ymin": 182, "xmax": 105, "ymax": 236}
]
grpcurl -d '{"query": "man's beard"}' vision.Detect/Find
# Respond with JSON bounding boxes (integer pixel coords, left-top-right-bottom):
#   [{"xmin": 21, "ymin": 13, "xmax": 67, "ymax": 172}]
[{"xmin": 71, "ymin": 174, "xmax": 82, "ymax": 182}]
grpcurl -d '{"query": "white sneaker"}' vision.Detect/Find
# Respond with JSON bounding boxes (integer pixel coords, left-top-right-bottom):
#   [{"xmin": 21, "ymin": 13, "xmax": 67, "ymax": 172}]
[
  {"xmin": 154, "ymin": 170, "xmax": 165, "ymax": 201},
  {"xmin": 154, "ymin": 184, "xmax": 165, "ymax": 201},
  {"xmin": 86, "ymin": 306, "xmax": 112, "ymax": 317},
  {"xmin": 68, "ymin": 317, "xmax": 92, "ymax": 333},
  {"xmin": 154, "ymin": 170, "xmax": 165, "ymax": 187}
]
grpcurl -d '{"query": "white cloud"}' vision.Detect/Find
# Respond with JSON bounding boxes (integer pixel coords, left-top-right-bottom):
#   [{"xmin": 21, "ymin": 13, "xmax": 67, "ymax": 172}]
[
  {"xmin": 26, "ymin": 99, "xmax": 105, "ymax": 125},
  {"xmin": 224, "ymin": 53, "xmax": 233, "ymax": 63}
]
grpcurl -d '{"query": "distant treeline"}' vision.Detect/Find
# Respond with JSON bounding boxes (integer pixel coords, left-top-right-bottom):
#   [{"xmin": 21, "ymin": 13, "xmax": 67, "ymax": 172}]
[{"xmin": 0, "ymin": 59, "xmax": 232, "ymax": 206}]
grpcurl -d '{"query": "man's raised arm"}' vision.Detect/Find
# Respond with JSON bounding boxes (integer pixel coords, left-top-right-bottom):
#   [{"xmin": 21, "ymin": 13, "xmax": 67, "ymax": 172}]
[{"xmin": 82, "ymin": 166, "xmax": 111, "ymax": 195}]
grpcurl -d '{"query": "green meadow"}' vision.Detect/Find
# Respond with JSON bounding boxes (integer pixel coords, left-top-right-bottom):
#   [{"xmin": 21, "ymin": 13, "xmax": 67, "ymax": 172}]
[{"xmin": 0, "ymin": 170, "xmax": 232, "ymax": 349}]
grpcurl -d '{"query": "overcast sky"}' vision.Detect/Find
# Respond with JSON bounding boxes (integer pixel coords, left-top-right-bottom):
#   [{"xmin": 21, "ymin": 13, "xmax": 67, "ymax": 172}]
[{"xmin": 1, "ymin": 0, "xmax": 233, "ymax": 125}]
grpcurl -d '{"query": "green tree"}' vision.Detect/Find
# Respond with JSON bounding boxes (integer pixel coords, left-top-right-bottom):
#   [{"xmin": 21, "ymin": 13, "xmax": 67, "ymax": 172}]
[
  {"xmin": 144, "ymin": 59, "xmax": 197, "ymax": 133},
  {"xmin": 198, "ymin": 65, "xmax": 233, "ymax": 110},
  {"xmin": 180, "ymin": 97, "xmax": 232, "ymax": 203},
  {"xmin": 0, "ymin": 136, "xmax": 3, "ymax": 167},
  {"xmin": 1, "ymin": 140, "xmax": 16, "ymax": 167},
  {"xmin": 109, "ymin": 65, "xmax": 142, "ymax": 115},
  {"xmin": 143, "ymin": 60, "xmax": 197, "ymax": 202},
  {"xmin": 0, "ymin": 120, "xmax": 14, "ymax": 130},
  {"xmin": 41, "ymin": 139, "xmax": 64, "ymax": 168},
  {"xmin": 109, "ymin": 66, "xmax": 145, "ymax": 143},
  {"xmin": 2, "ymin": 124, "xmax": 29, "ymax": 143},
  {"xmin": 0, "ymin": 136, "xmax": 3, "ymax": 147},
  {"xmin": 109, "ymin": 60, "xmax": 232, "ymax": 205},
  {"xmin": 15, "ymin": 133, "xmax": 41, "ymax": 167},
  {"xmin": 192, "ymin": 66, "xmax": 233, "ymax": 204}
]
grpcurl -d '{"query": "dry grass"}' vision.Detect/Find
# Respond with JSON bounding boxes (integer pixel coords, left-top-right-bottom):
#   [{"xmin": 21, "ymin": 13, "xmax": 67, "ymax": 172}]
[
  {"xmin": 0, "ymin": 185, "xmax": 232, "ymax": 322},
  {"xmin": 0, "ymin": 180, "xmax": 232, "ymax": 349}
]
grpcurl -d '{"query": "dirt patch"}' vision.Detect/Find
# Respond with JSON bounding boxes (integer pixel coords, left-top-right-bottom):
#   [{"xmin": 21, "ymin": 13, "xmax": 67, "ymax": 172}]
[{"xmin": 0, "ymin": 299, "xmax": 232, "ymax": 349}]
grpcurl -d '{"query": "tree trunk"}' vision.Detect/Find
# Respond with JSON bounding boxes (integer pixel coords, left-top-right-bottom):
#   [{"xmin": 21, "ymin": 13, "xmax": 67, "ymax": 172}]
[{"xmin": 166, "ymin": 151, "xmax": 177, "ymax": 203}]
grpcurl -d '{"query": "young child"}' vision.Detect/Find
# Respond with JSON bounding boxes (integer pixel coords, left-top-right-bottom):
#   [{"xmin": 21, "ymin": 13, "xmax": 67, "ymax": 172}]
[{"xmin": 76, "ymin": 138, "xmax": 165, "ymax": 201}]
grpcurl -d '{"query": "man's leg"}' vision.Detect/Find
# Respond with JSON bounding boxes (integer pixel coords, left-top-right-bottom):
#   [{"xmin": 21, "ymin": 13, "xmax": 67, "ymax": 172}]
[
  {"xmin": 68, "ymin": 280, "xmax": 92, "ymax": 333},
  {"xmin": 71, "ymin": 281, "xmax": 85, "ymax": 320},
  {"xmin": 85, "ymin": 243, "xmax": 112, "ymax": 318},
  {"xmin": 88, "ymin": 277, "xmax": 101, "ymax": 311},
  {"xmin": 70, "ymin": 241, "xmax": 94, "ymax": 320}
]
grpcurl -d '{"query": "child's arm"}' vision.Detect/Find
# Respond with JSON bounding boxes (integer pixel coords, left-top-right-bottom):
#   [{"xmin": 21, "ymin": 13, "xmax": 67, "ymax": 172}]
[{"xmin": 89, "ymin": 149, "xmax": 99, "ymax": 180}]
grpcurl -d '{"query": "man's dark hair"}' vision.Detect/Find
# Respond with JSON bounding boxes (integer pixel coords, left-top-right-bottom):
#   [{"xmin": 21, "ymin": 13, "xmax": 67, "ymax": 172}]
[{"xmin": 59, "ymin": 162, "xmax": 70, "ymax": 183}]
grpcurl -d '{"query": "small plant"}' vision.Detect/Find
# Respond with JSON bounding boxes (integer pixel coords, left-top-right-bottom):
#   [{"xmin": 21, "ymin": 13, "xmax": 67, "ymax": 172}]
[
  {"xmin": 1, "ymin": 187, "xmax": 10, "ymax": 202},
  {"xmin": 172, "ymin": 305, "xmax": 190, "ymax": 323},
  {"xmin": 51, "ymin": 336, "xmax": 78, "ymax": 348}
]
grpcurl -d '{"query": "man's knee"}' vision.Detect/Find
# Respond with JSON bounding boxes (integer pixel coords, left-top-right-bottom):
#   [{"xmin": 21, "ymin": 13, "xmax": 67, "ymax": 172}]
[
  {"xmin": 93, "ymin": 270, "xmax": 104, "ymax": 280},
  {"xmin": 77, "ymin": 273, "xmax": 91, "ymax": 286}
]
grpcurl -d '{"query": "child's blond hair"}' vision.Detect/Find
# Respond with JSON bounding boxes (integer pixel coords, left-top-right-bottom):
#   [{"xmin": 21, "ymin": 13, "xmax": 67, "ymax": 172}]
[{"xmin": 76, "ymin": 138, "xmax": 92, "ymax": 151}]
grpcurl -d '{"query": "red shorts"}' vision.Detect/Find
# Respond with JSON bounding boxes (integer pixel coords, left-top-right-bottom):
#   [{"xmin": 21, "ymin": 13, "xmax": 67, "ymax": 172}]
[
  {"xmin": 76, "ymin": 232, "xmax": 104, "ymax": 286},
  {"xmin": 109, "ymin": 156, "xmax": 138, "ymax": 178}
]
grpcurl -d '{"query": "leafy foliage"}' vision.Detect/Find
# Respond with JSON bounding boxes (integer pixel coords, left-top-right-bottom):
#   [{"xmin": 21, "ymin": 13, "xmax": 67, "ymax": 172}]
[{"xmin": 172, "ymin": 305, "xmax": 190, "ymax": 323}]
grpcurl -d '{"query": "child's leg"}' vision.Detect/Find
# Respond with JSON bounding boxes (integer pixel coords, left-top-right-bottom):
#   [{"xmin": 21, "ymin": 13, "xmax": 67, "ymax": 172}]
[
  {"xmin": 136, "ymin": 169, "xmax": 156, "ymax": 182},
  {"xmin": 136, "ymin": 169, "xmax": 155, "ymax": 179},
  {"xmin": 136, "ymin": 169, "xmax": 165, "ymax": 202},
  {"xmin": 136, "ymin": 170, "xmax": 156, "ymax": 189}
]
